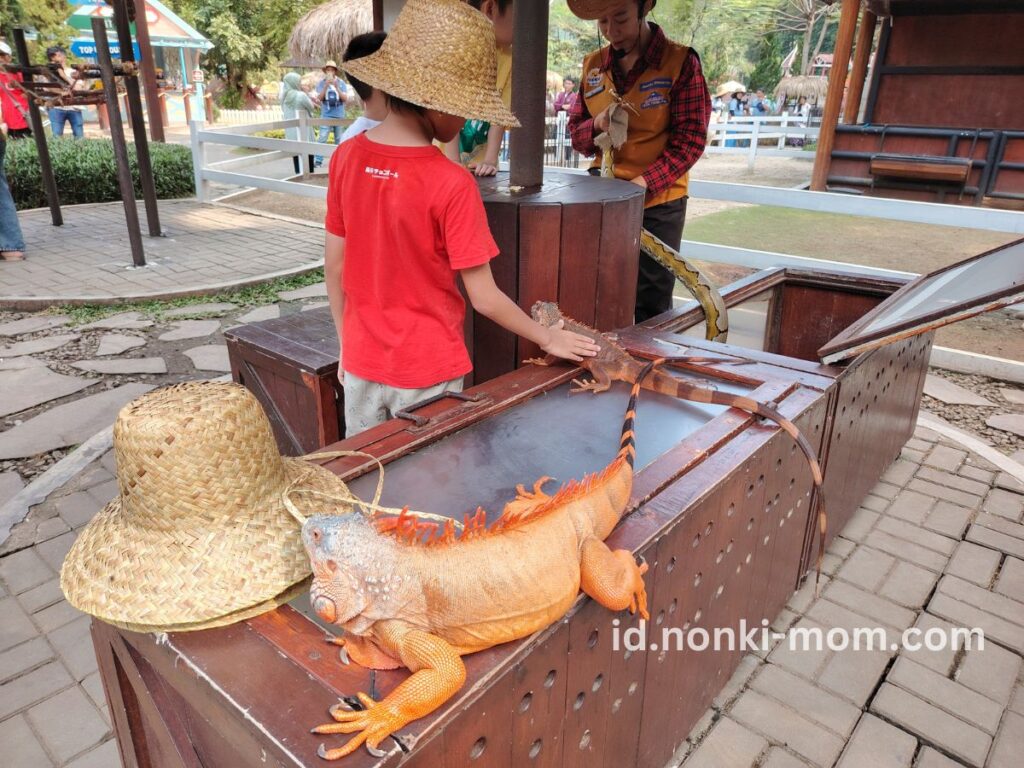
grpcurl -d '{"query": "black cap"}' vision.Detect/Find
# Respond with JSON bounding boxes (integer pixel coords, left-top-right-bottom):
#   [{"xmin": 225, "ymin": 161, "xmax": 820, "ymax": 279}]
[{"xmin": 46, "ymin": 45, "xmax": 64, "ymax": 59}]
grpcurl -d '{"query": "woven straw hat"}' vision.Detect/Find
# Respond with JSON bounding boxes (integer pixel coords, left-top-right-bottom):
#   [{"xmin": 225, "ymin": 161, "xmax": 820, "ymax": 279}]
[
  {"xmin": 342, "ymin": 0, "xmax": 520, "ymax": 127},
  {"xmin": 60, "ymin": 382, "xmax": 354, "ymax": 633},
  {"xmin": 568, "ymin": 0, "xmax": 655, "ymax": 21}
]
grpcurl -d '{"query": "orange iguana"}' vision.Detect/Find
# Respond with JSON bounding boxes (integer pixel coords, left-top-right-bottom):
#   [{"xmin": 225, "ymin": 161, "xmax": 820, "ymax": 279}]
[
  {"xmin": 301, "ymin": 360, "xmax": 661, "ymax": 760},
  {"xmin": 529, "ymin": 301, "xmax": 828, "ymax": 578}
]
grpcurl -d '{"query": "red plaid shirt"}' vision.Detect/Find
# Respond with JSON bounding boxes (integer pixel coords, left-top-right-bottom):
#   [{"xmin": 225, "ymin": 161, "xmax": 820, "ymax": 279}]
[{"xmin": 568, "ymin": 24, "xmax": 710, "ymax": 197}]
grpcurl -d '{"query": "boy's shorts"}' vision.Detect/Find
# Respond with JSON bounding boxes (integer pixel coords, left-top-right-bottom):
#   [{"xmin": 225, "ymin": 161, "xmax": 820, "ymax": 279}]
[{"xmin": 343, "ymin": 371, "xmax": 464, "ymax": 438}]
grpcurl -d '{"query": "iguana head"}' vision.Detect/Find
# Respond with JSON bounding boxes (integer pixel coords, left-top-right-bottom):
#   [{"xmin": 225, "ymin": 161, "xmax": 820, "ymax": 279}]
[
  {"xmin": 302, "ymin": 514, "xmax": 400, "ymax": 631},
  {"xmin": 531, "ymin": 301, "xmax": 562, "ymax": 327}
]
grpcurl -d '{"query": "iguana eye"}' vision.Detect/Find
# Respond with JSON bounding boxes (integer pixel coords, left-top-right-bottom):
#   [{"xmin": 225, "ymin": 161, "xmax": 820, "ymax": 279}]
[{"xmin": 311, "ymin": 527, "xmax": 322, "ymax": 544}]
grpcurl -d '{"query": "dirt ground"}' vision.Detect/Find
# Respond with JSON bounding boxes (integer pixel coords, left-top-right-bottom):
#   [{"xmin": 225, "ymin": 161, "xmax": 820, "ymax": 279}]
[{"xmin": 226, "ymin": 156, "xmax": 1021, "ymax": 361}]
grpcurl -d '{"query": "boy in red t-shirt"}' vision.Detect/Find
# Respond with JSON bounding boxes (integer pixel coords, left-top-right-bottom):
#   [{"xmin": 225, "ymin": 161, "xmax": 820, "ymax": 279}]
[{"xmin": 329, "ymin": 0, "xmax": 597, "ymax": 436}]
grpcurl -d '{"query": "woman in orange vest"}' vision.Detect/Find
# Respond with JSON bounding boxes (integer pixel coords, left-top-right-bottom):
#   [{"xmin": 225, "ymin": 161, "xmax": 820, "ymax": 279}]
[{"xmin": 568, "ymin": 0, "xmax": 710, "ymax": 322}]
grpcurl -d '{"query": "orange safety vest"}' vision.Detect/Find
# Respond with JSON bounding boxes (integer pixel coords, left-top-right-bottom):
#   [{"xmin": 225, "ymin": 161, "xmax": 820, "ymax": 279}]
[{"xmin": 582, "ymin": 40, "xmax": 690, "ymax": 208}]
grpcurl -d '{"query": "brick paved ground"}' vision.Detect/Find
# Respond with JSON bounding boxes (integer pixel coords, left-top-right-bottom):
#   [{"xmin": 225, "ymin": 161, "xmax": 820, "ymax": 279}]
[
  {"xmin": 1, "ymin": 420, "xmax": 1022, "ymax": 766},
  {"xmin": 676, "ymin": 425, "xmax": 1024, "ymax": 768},
  {"xmin": 0, "ymin": 200, "xmax": 324, "ymax": 307}
]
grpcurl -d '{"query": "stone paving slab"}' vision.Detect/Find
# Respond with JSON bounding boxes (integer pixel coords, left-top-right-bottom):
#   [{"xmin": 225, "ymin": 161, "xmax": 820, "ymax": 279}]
[
  {"xmin": 0, "ymin": 356, "xmax": 48, "ymax": 370},
  {"xmin": 236, "ymin": 304, "xmax": 281, "ymax": 324},
  {"xmin": 94, "ymin": 334, "xmax": 146, "ymax": 357},
  {"xmin": 0, "ymin": 384, "xmax": 153, "ymax": 460},
  {"xmin": 924, "ymin": 375, "xmax": 996, "ymax": 407},
  {"xmin": 0, "ymin": 335, "xmax": 79, "ymax": 357},
  {"xmin": 79, "ymin": 313, "xmax": 153, "ymax": 331},
  {"xmin": 278, "ymin": 281, "xmax": 327, "ymax": 301},
  {"xmin": 157, "ymin": 320, "xmax": 220, "ymax": 342},
  {"xmin": 71, "ymin": 358, "xmax": 168, "ymax": 375},
  {"xmin": 0, "ymin": 369, "xmax": 95, "ymax": 420},
  {"xmin": 0, "ymin": 201, "xmax": 324, "ymax": 308},
  {"xmin": 0, "ymin": 316, "xmax": 70, "ymax": 337},
  {"xmin": 184, "ymin": 344, "xmax": 230, "ymax": 372}
]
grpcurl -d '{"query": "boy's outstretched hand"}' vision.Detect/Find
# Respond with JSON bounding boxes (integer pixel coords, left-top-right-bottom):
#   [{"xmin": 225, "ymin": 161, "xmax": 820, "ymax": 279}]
[{"xmin": 540, "ymin": 319, "xmax": 600, "ymax": 362}]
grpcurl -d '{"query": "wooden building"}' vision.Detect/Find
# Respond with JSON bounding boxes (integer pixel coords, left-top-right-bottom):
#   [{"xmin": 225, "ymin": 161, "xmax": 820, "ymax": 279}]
[{"xmin": 811, "ymin": 0, "xmax": 1024, "ymax": 206}]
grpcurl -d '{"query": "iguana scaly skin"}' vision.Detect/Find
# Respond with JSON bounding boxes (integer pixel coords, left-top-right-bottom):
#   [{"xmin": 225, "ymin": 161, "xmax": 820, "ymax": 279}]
[
  {"xmin": 529, "ymin": 301, "xmax": 828, "ymax": 579},
  {"xmin": 301, "ymin": 361, "xmax": 660, "ymax": 760}
]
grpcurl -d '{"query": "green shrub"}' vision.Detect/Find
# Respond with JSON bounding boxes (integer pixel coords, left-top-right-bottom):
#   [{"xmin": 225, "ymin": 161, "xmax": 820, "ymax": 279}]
[
  {"xmin": 253, "ymin": 129, "xmax": 285, "ymax": 139},
  {"xmin": 6, "ymin": 138, "xmax": 196, "ymax": 210}
]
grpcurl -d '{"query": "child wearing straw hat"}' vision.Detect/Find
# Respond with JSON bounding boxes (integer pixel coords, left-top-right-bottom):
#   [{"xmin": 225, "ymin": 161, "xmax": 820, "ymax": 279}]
[{"xmin": 330, "ymin": 0, "xmax": 598, "ymax": 437}]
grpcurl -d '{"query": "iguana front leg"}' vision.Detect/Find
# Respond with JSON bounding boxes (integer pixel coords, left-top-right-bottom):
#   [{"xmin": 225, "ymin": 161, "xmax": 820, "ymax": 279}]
[
  {"xmin": 313, "ymin": 622, "xmax": 466, "ymax": 760},
  {"xmin": 579, "ymin": 536, "xmax": 650, "ymax": 620},
  {"xmin": 570, "ymin": 367, "xmax": 613, "ymax": 394}
]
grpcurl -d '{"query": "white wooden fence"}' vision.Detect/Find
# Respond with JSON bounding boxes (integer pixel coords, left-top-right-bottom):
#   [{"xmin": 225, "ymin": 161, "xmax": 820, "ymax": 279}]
[{"xmin": 706, "ymin": 114, "xmax": 820, "ymax": 168}]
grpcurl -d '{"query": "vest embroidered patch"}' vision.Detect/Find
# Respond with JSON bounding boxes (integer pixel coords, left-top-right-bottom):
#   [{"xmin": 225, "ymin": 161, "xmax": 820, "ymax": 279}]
[
  {"xmin": 639, "ymin": 77, "xmax": 673, "ymax": 92},
  {"xmin": 641, "ymin": 91, "xmax": 669, "ymax": 109},
  {"xmin": 585, "ymin": 84, "xmax": 606, "ymax": 98},
  {"xmin": 585, "ymin": 67, "xmax": 603, "ymax": 88}
]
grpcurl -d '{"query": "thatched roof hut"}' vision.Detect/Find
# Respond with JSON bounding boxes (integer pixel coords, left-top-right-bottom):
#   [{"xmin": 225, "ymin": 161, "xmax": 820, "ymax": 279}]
[
  {"xmin": 774, "ymin": 75, "xmax": 828, "ymax": 105},
  {"xmin": 288, "ymin": 0, "xmax": 374, "ymax": 65}
]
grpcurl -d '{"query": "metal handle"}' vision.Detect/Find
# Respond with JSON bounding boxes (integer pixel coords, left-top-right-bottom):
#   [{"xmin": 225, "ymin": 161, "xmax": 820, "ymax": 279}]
[{"xmin": 393, "ymin": 391, "xmax": 486, "ymax": 427}]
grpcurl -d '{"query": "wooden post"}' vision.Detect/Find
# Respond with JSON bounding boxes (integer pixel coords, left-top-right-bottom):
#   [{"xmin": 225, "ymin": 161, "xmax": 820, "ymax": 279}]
[
  {"xmin": 509, "ymin": 0, "xmax": 549, "ymax": 188},
  {"xmin": 810, "ymin": 0, "xmax": 860, "ymax": 191},
  {"xmin": 372, "ymin": 0, "xmax": 384, "ymax": 31},
  {"xmin": 92, "ymin": 18, "xmax": 145, "ymax": 267},
  {"xmin": 844, "ymin": 10, "xmax": 876, "ymax": 125},
  {"xmin": 131, "ymin": 0, "xmax": 165, "ymax": 142},
  {"xmin": 11, "ymin": 28, "xmax": 62, "ymax": 226},
  {"xmin": 110, "ymin": 0, "xmax": 162, "ymax": 236}
]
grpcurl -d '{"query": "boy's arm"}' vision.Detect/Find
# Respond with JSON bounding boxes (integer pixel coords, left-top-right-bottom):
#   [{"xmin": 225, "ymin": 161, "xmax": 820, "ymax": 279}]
[
  {"xmin": 460, "ymin": 264, "xmax": 598, "ymax": 361},
  {"xmin": 442, "ymin": 139, "xmax": 461, "ymax": 164},
  {"xmin": 324, "ymin": 232, "xmax": 346, "ymax": 374},
  {"xmin": 469, "ymin": 124, "xmax": 504, "ymax": 176}
]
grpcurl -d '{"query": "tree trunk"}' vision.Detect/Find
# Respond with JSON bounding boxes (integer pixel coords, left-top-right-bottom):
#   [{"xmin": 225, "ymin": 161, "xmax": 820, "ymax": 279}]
[
  {"xmin": 801, "ymin": 21, "xmax": 812, "ymax": 74},
  {"xmin": 812, "ymin": 11, "xmax": 832, "ymax": 64}
]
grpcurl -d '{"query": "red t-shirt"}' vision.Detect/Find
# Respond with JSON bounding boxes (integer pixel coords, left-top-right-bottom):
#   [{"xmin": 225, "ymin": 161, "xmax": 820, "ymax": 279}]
[
  {"xmin": 0, "ymin": 71, "xmax": 29, "ymax": 131},
  {"xmin": 325, "ymin": 133, "xmax": 497, "ymax": 388}
]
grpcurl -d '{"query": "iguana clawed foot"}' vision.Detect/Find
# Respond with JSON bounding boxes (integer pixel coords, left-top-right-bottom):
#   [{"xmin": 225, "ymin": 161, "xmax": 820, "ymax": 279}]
[
  {"xmin": 313, "ymin": 692, "xmax": 398, "ymax": 760},
  {"xmin": 325, "ymin": 635, "xmax": 350, "ymax": 665},
  {"xmin": 570, "ymin": 377, "xmax": 611, "ymax": 394}
]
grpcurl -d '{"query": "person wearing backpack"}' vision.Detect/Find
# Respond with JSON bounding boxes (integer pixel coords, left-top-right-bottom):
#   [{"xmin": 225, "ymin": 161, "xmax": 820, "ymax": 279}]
[{"xmin": 315, "ymin": 60, "xmax": 349, "ymax": 167}]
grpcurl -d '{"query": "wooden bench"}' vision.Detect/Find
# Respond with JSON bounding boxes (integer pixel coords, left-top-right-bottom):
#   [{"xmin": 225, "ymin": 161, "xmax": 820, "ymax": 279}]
[{"xmin": 869, "ymin": 153, "xmax": 971, "ymax": 184}]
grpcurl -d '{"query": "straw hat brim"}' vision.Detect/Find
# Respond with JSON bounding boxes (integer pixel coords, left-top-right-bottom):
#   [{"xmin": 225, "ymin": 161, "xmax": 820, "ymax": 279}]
[
  {"xmin": 61, "ymin": 458, "xmax": 351, "ymax": 631},
  {"xmin": 568, "ymin": 0, "xmax": 640, "ymax": 21},
  {"xmin": 343, "ymin": 47, "xmax": 520, "ymax": 128}
]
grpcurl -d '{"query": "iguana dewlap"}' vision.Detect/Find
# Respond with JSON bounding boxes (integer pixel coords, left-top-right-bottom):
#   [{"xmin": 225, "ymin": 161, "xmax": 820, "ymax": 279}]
[{"xmin": 301, "ymin": 361, "xmax": 659, "ymax": 760}]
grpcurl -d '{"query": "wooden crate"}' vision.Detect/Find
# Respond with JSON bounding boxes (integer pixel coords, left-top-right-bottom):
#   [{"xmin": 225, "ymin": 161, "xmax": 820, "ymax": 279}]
[{"xmin": 92, "ymin": 349, "xmax": 830, "ymax": 768}]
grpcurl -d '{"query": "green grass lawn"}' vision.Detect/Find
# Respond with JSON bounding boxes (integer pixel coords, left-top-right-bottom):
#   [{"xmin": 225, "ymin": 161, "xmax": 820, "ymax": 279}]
[{"xmin": 684, "ymin": 205, "xmax": 1011, "ymax": 275}]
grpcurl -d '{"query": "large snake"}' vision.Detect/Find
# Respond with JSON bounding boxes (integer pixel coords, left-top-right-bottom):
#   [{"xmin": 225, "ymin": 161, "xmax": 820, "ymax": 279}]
[{"xmin": 598, "ymin": 112, "xmax": 728, "ymax": 342}]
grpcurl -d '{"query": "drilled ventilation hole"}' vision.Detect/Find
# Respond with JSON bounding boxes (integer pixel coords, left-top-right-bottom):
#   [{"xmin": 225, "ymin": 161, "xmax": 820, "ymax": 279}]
[
  {"xmin": 667, "ymin": 555, "xmax": 677, "ymax": 572},
  {"xmin": 745, "ymin": 553, "xmax": 752, "ymax": 564},
  {"xmin": 704, "ymin": 522, "xmax": 713, "ymax": 537},
  {"xmin": 669, "ymin": 597, "xmax": 678, "ymax": 614},
  {"xmin": 692, "ymin": 534, "xmax": 701, "ymax": 549},
  {"xmin": 693, "ymin": 609, "xmax": 702, "ymax": 622},
  {"xmin": 656, "ymin": 611, "xmax": 665, "ymax": 626},
  {"xmin": 694, "ymin": 571, "xmax": 702, "ymax": 587},
  {"xmin": 789, "ymin": 478, "xmax": 796, "ymax": 489},
  {"xmin": 519, "ymin": 693, "xmax": 532, "ymax": 713},
  {"xmin": 529, "ymin": 740, "xmax": 542, "ymax": 759},
  {"xmin": 757, "ymin": 474, "xmax": 765, "ymax": 486},
  {"xmin": 726, "ymin": 540, "xmax": 734, "ymax": 554},
  {"xmin": 787, "ymin": 507, "xmax": 794, "ymax": 519},
  {"xmin": 470, "ymin": 737, "xmax": 486, "ymax": 759},
  {"xmin": 716, "ymin": 550, "xmax": 724, "ymax": 564},
  {"xmin": 574, "ymin": 692, "xmax": 585, "ymax": 711},
  {"xmin": 763, "ymin": 534, "xmax": 770, "ymax": 546},
  {"xmin": 580, "ymin": 730, "xmax": 592, "ymax": 750},
  {"xmin": 775, "ymin": 458, "xmax": 783, "ymax": 472},
  {"xmin": 746, "ymin": 484, "xmax": 755, "ymax": 498},
  {"xmin": 544, "ymin": 670, "xmax": 557, "ymax": 688},
  {"xmin": 726, "ymin": 503, "xmax": 735, "ymax": 517},
  {"xmin": 715, "ymin": 585, "xmax": 724, "ymax": 599},
  {"xmin": 588, "ymin": 629, "xmax": 599, "ymax": 648},
  {"xmin": 611, "ymin": 697, "xmax": 623, "ymax": 714},
  {"xmin": 628, "ymin": 682, "xmax": 638, "ymax": 696}
]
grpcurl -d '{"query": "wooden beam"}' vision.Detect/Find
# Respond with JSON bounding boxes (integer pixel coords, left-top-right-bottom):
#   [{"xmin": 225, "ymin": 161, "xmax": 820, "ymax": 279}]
[
  {"xmin": 843, "ymin": 10, "xmax": 876, "ymax": 124},
  {"xmin": 811, "ymin": 0, "xmax": 861, "ymax": 191},
  {"xmin": 373, "ymin": 0, "xmax": 384, "ymax": 31},
  {"xmin": 131, "ymin": 0, "xmax": 165, "ymax": 142},
  {"xmin": 509, "ymin": 0, "xmax": 549, "ymax": 188}
]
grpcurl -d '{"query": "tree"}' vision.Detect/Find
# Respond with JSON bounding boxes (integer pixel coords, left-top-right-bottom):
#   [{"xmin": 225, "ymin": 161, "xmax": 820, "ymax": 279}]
[
  {"xmin": 168, "ymin": 0, "xmax": 322, "ymax": 107},
  {"xmin": 775, "ymin": 0, "xmax": 837, "ymax": 74},
  {"xmin": 0, "ymin": 0, "xmax": 72, "ymax": 58}
]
